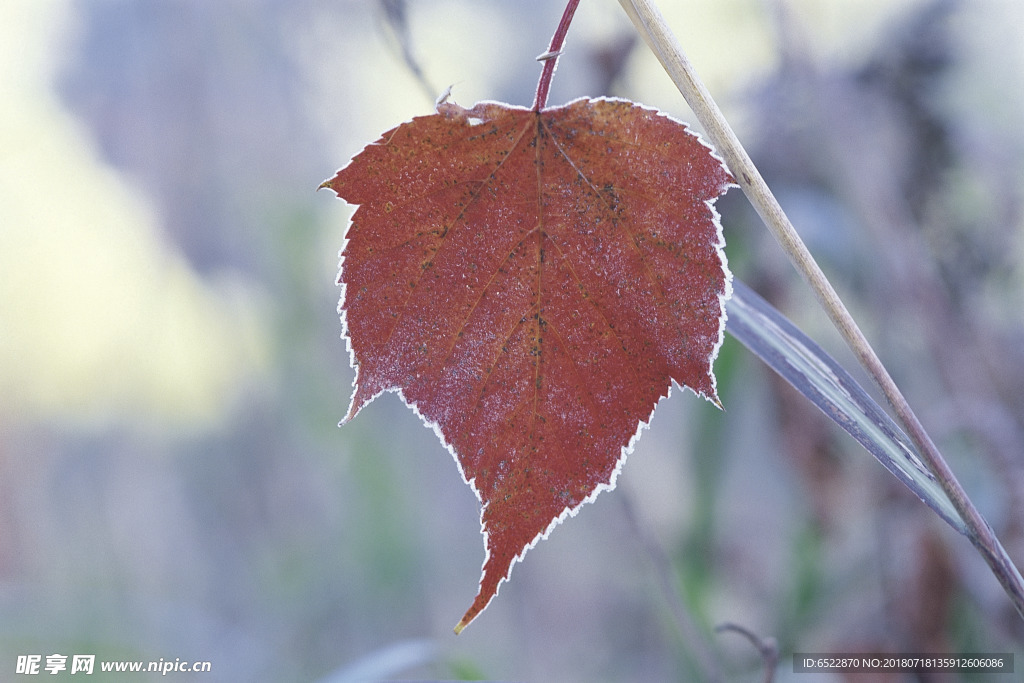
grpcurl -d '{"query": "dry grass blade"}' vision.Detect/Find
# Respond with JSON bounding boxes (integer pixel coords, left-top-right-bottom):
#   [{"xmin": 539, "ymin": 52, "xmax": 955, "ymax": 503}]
[
  {"xmin": 726, "ymin": 279, "xmax": 964, "ymax": 533},
  {"xmin": 616, "ymin": 0, "xmax": 1024, "ymax": 621}
]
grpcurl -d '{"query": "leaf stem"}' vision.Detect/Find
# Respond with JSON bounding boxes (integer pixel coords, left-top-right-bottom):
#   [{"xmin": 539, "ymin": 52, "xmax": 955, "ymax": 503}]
[
  {"xmin": 616, "ymin": 0, "xmax": 1024, "ymax": 621},
  {"xmin": 532, "ymin": 0, "xmax": 581, "ymax": 111}
]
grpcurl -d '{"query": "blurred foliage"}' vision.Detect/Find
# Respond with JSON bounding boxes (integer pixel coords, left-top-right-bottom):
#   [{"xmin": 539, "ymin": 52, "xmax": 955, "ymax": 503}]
[{"xmin": 1, "ymin": 0, "xmax": 1023, "ymax": 681}]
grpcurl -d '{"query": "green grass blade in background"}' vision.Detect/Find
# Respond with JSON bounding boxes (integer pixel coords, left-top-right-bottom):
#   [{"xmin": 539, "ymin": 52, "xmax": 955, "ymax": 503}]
[{"xmin": 725, "ymin": 279, "xmax": 967, "ymax": 536}]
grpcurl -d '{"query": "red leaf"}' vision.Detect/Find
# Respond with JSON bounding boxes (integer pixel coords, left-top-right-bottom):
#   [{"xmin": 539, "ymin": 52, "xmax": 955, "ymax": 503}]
[{"xmin": 322, "ymin": 97, "xmax": 733, "ymax": 632}]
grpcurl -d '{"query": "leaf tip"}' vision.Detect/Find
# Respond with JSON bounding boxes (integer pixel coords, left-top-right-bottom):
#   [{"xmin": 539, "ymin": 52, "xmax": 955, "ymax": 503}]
[
  {"xmin": 338, "ymin": 402, "xmax": 359, "ymax": 427},
  {"xmin": 319, "ymin": 176, "xmax": 344, "ymax": 195},
  {"xmin": 453, "ymin": 619, "xmax": 468, "ymax": 636}
]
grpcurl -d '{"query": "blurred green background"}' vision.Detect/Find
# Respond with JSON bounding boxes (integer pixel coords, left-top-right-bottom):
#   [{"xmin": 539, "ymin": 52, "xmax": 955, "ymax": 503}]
[{"xmin": 2, "ymin": 0, "xmax": 1023, "ymax": 680}]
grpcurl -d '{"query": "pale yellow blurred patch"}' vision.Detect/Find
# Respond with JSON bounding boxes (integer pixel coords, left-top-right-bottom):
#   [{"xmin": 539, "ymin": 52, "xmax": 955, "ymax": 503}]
[
  {"xmin": 0, "ymin": 0, "xmax": 269, "ymax": 431},
  {"xmin": 617, "ymin": 0, "xmax": 928, "ymax": 130}
]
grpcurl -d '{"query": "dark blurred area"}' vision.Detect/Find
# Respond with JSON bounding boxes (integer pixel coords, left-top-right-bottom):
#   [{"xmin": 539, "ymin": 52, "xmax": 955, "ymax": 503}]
[{"xmin": 1, "ymin": 0, "xmax": 1022, "ymax": 680}]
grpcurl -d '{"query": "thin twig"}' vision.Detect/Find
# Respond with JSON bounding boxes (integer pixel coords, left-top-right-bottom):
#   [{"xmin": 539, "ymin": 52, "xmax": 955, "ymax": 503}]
[
  {"xmin": 715, "ymin": 622, "xmax": 778, "ymax": 683},
  {"xmin": 615, "ymin": 0, "xmax": 1024, "ymax": 621},
  {"xmin": 377, "ymin": 0, "xmax": 437, "ymax": 103}
]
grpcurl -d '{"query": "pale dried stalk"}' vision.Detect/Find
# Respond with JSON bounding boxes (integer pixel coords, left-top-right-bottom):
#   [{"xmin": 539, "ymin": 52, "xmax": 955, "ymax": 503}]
[{"xmin": 616, "ymin": 0, "xmax": 1024, "ymax": 620}]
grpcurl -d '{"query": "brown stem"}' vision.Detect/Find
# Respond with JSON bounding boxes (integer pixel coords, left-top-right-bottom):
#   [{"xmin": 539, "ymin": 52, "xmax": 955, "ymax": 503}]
[{"xmin": 532, "ymin": 0, "xmax": 581, "ymax": 111}]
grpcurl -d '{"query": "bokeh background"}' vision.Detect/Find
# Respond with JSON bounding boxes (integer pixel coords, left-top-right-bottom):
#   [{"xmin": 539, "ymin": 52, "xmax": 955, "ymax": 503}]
[{"xmin": 2, "ymin": 0, "xmax": 1024, "ymax": 680}]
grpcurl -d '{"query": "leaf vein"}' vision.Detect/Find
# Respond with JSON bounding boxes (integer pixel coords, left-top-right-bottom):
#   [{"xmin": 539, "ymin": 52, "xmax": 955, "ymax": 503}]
[{"xmin": 374, "ymin": 116, "xmax": 537, "ymax": 354}]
